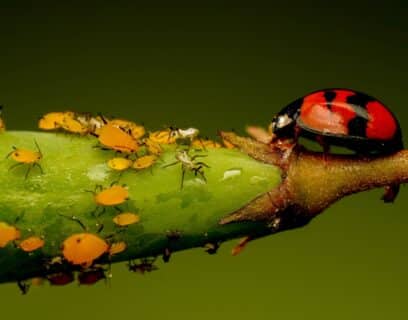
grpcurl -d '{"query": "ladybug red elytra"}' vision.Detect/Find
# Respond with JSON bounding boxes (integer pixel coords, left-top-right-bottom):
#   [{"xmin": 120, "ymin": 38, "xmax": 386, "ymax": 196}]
[{"xmin": 271, "ymin": 88, "xmax": 404, "ymax": 202}]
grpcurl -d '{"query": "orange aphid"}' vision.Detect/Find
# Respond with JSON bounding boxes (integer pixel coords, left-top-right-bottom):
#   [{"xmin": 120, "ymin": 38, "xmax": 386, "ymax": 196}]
[
  {"xmin": 144, "ymin": 138, "xmax": 163, "ymax": 155},
  {"xmin": 222, "ymin": 138, "xmax": 236, "ymax": 149},
  {"xmin": 62, "ymin": 233, "xmax": 109, "ymax": 266},
  {"xmin": 60, "ymin": 116, "xmax": 88, "ymax": 134},
  {"xmin": 8, "ymin": 147, "xmax": 41, "ymax": 164},
  {"xmin": 19, "ymin": 236, "xmax": 45, "ymax": 252},
  {"xmin": 0, "ymin": 222, "xmax": 20, "ymax": 248},
  {"xmin": 98, "ymin": 123, "xmax": 139, "ymax": 153},
  {"xmin": 107, "ymin": 157, "xmax": 133, "ymax": 171},
  {"xmin": 133, "ymin": 155, "xmax": 157, "ymax": 170},
  {"xmin": 112, "ymin": 213, "xmax": 140, "ymax": 226},
  {"xmin": 192, "ymin": 138, "xmax": 221, "ymax": 149},
  {"xmin": 38, "ymin": 111, "xmax": 73, "ymax": 130},
  {"xmin": 149, "ymin": 130, "xmax": 177, "ymax": 145},
  {"xmin": 109, "ymin": 241, "xmax": 127, "ymax": 256},
  {"xmin": 109, "ymin": 119, "xmax": 146, "ymax": 140},
  {"xmin": 94, "ymin": 185, "xmax": 129, "ymax": 206}
]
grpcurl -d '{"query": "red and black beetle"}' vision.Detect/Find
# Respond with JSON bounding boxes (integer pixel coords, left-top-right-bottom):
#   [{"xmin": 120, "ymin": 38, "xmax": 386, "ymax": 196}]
[{"xmin": 271, "ymin": 88, "xmax": 404, "ymax": 202}]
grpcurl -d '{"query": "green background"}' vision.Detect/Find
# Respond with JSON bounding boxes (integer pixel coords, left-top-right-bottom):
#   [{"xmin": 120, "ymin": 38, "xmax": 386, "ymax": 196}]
[{"xmin": 0, "ymin": 2, "xmax": 407, "ymax": 319}]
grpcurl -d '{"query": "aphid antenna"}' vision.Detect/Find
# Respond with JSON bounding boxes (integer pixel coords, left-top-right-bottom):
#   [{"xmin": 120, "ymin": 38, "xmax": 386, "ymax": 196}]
[
  {"xmin": 33, "ymin": 139, "xmax": 42, "ymax": 156},
  {"xmin": 14, "ymin": 210, "xmax": 26, "ymax": 224},
  {"xmin": 58, "ymin": 214, "xmax": 87, "ymax": 231},
  {"xmin": 5, "ymin": 146, "xmax": 17, "ymax": 159}
]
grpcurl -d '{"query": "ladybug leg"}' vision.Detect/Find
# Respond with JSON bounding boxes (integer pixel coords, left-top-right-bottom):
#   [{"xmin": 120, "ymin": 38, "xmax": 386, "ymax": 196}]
[
  {"xmin": 382, "ymin": 184, "xmax": 400, "ymax": 203},
  {"xmin": 231, "ymin": 236, "xmax": 251, "ymax": 256},
  {"xmin": 315, "ymin": 136, "xmax": 330, "ymax": 164}
]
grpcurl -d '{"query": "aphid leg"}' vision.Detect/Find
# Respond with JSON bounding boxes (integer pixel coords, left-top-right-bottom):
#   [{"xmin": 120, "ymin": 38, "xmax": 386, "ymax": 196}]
[
  {"xmin": 24, "ymin": 165, "xmax": 33, "ymax": 180},
  {"xmin": 8, "ymin": 162, "xmax": 24, "ymax": 172},
  {"xmin": 17, "ymin": 280, "xmax": 30, "ymax": 295},
  {"xmin": 231, "ymin": 236, "xmax": 252, "ymax": 256},
  {"xmin": 59, "ymin": 214, "xmax": 87, "ymax": 231},
  {"xmin": 382, "ymin": 184, "xmax": 400, "ymax": 203},
  {"xmin": 162, "ymin": 161, "xmax": 179, "ymax": 169},
  {"xmin": 179, "ymin": 167, "xmax": 187, "ymax": 189},
  {"xmin": 162, "ymin": 247, "xmax": 172, "ymax": 263},
  {"xmin": 34, "ymin": 162, "xmax": 44, "ymax": 174}
]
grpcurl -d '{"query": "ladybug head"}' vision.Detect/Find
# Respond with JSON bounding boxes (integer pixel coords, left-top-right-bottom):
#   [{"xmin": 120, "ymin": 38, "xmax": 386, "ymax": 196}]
[
  {"xmin": 270, "ymin": 113, "xmax": 295, "ymax": 133},
  {"xmin": 270, "ymin": 99, "xmax": 302, "ymax": 136}
]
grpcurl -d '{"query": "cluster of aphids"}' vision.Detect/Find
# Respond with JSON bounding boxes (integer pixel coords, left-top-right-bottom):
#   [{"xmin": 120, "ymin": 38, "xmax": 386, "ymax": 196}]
[
  {"xmin": 0, "ymin": 108, "xmax": 236, "ymax": 293},
  {"xmin": 249, "ymin": 88, "xmax": 404, "ymax": 202}
]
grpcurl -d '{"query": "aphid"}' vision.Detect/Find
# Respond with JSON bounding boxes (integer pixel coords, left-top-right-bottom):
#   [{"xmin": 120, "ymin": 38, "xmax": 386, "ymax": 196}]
[
  {"xmin": 231, "ymin": 236, "xmax": 251, "ymax": 256},
  {"xmin": 109, "ymin": 119, "xmax": 146, "ymax": 140},
  {"xmin": 162, "ymin": 150, "xmax": 209, "ymax": 189},
  {"xmin": 47, "ymin": 272, "xmax": 75, "ymax": 286},
  {"xmin": 112, "ymin": 212, "xmax": 140, "ymax": 227},
  {"xmin": 7, "ymin": 141, "xmax": 43, "ymax": 179},
  {"xmin": 60, "ymin": 115, "xmax": 88, "ymax": 134},
  {"xmin": 271, "ymin": 88, "xmax": 404, "ymax": 202},
  {"xmin": 148, "ymin": 129, "xmax": 177, "ymax": 145},
  {"xmin": 109, "ymin": 241, "xmax": 127, "ymax": 256},
  {"xmin": 19, "ymin": 236, "xmax": 45, "ymax": 252},
  {"xmin": 38, "ymin": 111, "xmax": 74, "ymax": 131},
  {"xmin": 93, "ymin": 184, "xmax": 129, "ymax": 207},
  {"xmin": 0, "ymin": 221, "xmax": 20, "ymax": 248},
  {"xmin": 144, "ymin": 138, "xmax": 163, "ymax": 155},
  {"xmin": 222, "ymin": 138, "xmax": 236, "ymax": 149},
  {"xmin": 128, "ymin": 258, "xmax": 158, "ymax": 274},
  {"xmin": 204, "ymin": 242, "xmax": 220, "ymax": 255},
  {"xmin": 162, "ymin": 230, "xmax": 182, "ymax": 263},
  {"xmin": 0, "ymin": 105, "xmax": 6, "ymax": 132},
  {"xmin": 133, "ymin": 155, "xmax": 157, "ymax": 170},
  {"xmin": 78, "ymin": 267, "xmax": 106, "ymax": 285},
  {"xmin": 192, "ymin": 138, "xmax": 221, "ymax": 150},
  {"xmin": 162, "ymin": 247, "xmax": 172, "ymax": 263},
  {"xmin": 246, "ymin": 126, "xmax": 273, "ymax": 144},
  {"xmin": 30, "ymin": 277, "xmax": 44, "ymax": 286},
  {"xmin": 62, "ymin": 233, "xmax": 109, "ymax": 267},
  {"xmin": 170, "ymin": 127, "xmax": 200, "ymax": 143},
  {"xmin": 107, "ymin": 157, "xmax": 133, "ymax": 172},
  {"xmin": 97, "ymin": 123, "xmax": 139, "ymax": 153}
]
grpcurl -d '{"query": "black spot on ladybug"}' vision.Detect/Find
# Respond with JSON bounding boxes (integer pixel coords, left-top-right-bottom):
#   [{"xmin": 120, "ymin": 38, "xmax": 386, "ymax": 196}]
[
  {"xmin": 346, "ymin": 93, "xmax": 374, "ymax": 109},
  {"xmin": 324, "ymin": 91, "xmax": 336, "ymax": 110},
  {"xmin": 348, "ymin": 116, "xmax": 368, "ymax": 138}
]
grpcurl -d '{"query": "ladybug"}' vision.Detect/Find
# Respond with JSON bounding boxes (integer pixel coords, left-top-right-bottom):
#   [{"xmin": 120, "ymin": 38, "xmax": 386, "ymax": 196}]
[{"xmin": 271, "ymin": 88, "xmax": 404, "ymax": 202}]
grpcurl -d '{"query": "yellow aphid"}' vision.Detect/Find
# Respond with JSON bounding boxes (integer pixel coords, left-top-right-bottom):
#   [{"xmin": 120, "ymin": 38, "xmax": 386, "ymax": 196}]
[
  {"xmin": 8, "ymin": 147, "xmax": 41, "ymax": 164},
  {"xmin": 107, "ymin": 157, "xmax": 133, "ymax": 171},
  {"xmin": 62, "ymin": 233, "xmax": 109, "ymax": 266},
  {"xmin": 0, "ymin": 222, "xmax": 20, "ymax": 248},
  {"xmin": 94, "ymin": 185, "xmax": 129, "ymax": 206},
  {"xmin": 0, "ymin": 105, "xmax": 6, "ymax": 132},
  {"xmin": 109, "ymin": 241, "xmax": 127, "ymax": 256},
  {"xmin": 133, "ymin": 155, "xmax": 157, "ymax": 170},
  {"xmin": 109, "ymin": 119, "xmax": 146, "ymax": 140},
  {"xmin": 192, "ymin": 138, "xmax": 221, "ymax": 149},
  {"xmin": 98, "ymin": 123, "xmax": 139, "ymax": 153},
  {"xmin": 38, "ymin": 111, "xmax": 74, "ymax": 130},
  {"xmin": 222, "ymin": 138, "xmax": 236, "ymax": 149},
  {"xmin": 112, "ymin": 213, "xmax": 140, "ymax": 227},
  {"xmin": 149, "ymin": 130, "xmax": 177, "ymax": 145},
  {"xmin": 30, "ymin": 278, "xmax": 44, "ymax": 286},
  {"xmin": 7, "ymin": 141, "xmax": 43, "ymax": 179},
  {"xmin": 19, "ymin": 236, "xmax": 45, "ymax": 252},
  {"xmin": 145, "ymin": 138, "xmax": 163, "ymax": 155},
  {"xmin": 60, "ymin": 115, "xmax": 88, "ymax": 134}
]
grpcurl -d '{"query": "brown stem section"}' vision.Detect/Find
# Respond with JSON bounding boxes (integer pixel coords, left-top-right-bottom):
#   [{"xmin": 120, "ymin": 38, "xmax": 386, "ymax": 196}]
[{"xmin": 219, "ymin": 131, "xmax": 408, "ymax": 227}]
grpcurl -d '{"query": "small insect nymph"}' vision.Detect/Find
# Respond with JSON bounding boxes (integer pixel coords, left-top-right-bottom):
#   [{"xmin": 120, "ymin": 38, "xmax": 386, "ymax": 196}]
[
  {"xmin": 162, "ymin": 150, "xmax": 209, "ymax": 189},
  {"xmin": 128, "ymin": 258, "xmax": 158, "ymax": 274},
  {"xmin": 7, "ymin": 140, "xmax": 43, "ymax": 179}
]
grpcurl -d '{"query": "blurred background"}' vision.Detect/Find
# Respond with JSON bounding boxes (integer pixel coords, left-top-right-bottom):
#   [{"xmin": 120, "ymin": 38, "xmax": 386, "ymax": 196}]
[{"xmin": 0, "ymin": 2, "xmax": 407, "ymax": 319}]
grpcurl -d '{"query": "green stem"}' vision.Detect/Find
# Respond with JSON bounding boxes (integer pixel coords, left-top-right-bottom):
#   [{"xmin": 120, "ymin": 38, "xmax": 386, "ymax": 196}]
[{"xmin": 0, "ymin": 131, "xmax": 281, "ymax": 283}]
